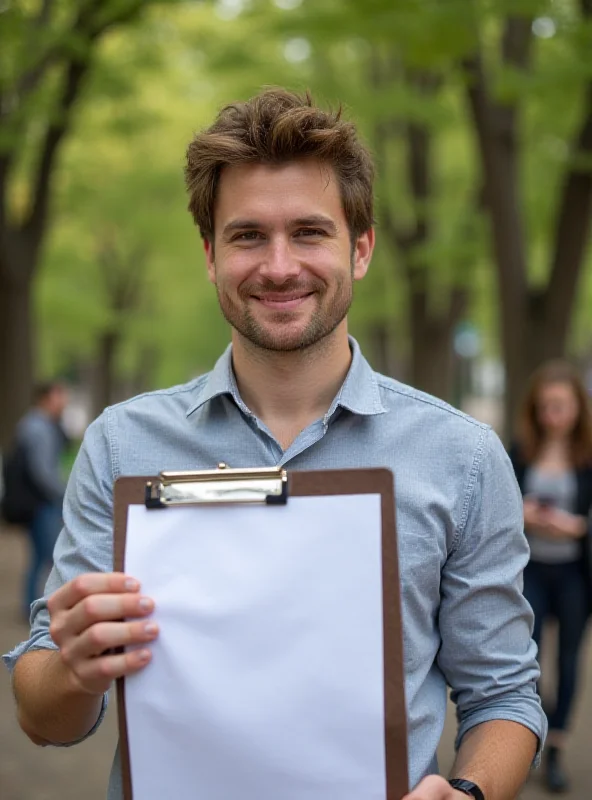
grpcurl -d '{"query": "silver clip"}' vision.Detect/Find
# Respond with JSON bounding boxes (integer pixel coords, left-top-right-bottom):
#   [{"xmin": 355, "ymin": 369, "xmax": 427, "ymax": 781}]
[{"xmin": 145, "ymin": 465, "xmax": 288, "ymax": 508}]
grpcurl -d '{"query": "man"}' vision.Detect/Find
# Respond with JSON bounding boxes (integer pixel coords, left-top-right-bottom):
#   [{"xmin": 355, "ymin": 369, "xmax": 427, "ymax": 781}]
[
  {"xmin": 3, "ymin": 89, "xmax": 545, "ymax": 800},
  {"xmin": 1, "ymin": 381, "xmax": 69, "ymax": 618}
]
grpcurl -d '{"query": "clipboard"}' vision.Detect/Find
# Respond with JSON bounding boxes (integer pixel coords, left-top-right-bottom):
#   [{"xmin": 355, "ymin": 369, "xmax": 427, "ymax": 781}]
[{"xmin": 113, "ymin": 466, "xmax": 408, "ymax": 799}]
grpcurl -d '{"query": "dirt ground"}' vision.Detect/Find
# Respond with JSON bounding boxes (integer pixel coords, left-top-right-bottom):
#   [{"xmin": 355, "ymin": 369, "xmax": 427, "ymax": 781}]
[{"xmin": 1, "ymin": 527, "xmax": 591, "ymax": 799}]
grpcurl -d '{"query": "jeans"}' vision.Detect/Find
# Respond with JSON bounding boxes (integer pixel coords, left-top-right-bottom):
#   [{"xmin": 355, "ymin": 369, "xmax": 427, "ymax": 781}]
[
  {"xmin": 523, "ymin": 559, "xmax": 589, "ymax": 732},
  {"xmin": 24, "ymin": 502, "xmax": 62, "ymax": 617}
]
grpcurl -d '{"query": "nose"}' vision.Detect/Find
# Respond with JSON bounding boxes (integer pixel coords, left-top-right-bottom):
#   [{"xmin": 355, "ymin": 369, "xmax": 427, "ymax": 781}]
[{"xmin": 258, "ymin": 236, "xmax": 301, "ymax": 284}]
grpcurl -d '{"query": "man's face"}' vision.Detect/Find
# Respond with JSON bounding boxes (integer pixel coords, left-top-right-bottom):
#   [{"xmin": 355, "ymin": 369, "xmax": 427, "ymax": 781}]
[
  {"xmin": 47, "ymin": 385, "xmax": 68, "ymax": 420},
  {"xmin": 204, "ymin": 159, "xmax": 374, "ymax": 352}
]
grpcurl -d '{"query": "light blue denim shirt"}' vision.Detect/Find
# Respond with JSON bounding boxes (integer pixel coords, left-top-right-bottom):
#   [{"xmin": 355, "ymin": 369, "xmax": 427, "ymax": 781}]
[{"xmin": 4, "ymin": 338, "xmax": 546, "ymax": 797}]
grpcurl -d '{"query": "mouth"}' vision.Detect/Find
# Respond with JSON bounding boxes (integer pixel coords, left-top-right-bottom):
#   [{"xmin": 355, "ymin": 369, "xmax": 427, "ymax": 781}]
[{"xmin": 252, "ymin": 292, "xmax": 314, "ymax": 310}]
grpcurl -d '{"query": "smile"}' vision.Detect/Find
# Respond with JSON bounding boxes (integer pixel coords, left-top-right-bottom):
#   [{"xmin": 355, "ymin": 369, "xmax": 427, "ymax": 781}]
[{"xmin": 253, "ymin": 293, "xmax": 314, "ymax": 310}]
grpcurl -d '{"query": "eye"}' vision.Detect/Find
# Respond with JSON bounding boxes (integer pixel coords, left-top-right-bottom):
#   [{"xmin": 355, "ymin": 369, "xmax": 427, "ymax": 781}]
[
  {"xmin": 234, "ymin": 231, "xmax": 263, "ymax": 241},
  {"xmin": 295, "ymin": 228, "xmax": 326, "ymax": 238}
]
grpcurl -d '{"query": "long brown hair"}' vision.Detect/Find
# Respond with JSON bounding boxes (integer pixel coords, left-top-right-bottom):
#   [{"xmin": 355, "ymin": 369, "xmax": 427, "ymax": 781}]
[
  {"xmin": 517, "ymin": 360, "xmax": 592, "ymax": 467},
  {"xmin": 184, "ymin": 87, "xmax": 375, "ymax": 243}
]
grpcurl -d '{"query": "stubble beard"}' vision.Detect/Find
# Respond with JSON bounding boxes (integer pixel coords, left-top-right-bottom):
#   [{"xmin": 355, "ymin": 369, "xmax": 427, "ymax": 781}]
[{"xmin": 215, "ymin": 271, "xmax": 354, "ymax": 353}]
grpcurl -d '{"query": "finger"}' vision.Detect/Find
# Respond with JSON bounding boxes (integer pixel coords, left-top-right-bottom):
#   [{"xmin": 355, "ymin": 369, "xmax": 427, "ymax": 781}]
[
  {"xmin": 62, "ymin": 620, "xmax": 159, "ymax": 663},
  {"xmin": 48, "ymin": 573, "xmax": 140, "ymax": 615},
  {"xmin": 50, "ymin": 593, "xmax": 155, "ymax": 643},
  {"xmin": 76, "ymin": 647, "xmax": 154, "ymax": 691}
]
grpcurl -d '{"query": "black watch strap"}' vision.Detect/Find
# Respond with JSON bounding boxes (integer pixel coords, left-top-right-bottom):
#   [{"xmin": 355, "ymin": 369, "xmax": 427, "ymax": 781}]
[{"xmin": 448, "ymin": 778, "xmax": 485, "ymax": 800}]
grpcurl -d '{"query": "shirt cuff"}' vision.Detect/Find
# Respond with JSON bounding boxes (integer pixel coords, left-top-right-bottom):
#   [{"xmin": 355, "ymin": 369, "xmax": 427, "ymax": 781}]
[{"xmin": 455, "ymin": 700, "xmax": 548, "ymax": 768}]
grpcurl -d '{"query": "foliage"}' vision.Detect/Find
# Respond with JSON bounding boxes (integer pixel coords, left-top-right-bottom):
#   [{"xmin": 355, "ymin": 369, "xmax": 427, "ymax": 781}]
[
  {"xmin": 36, "ymin": 2, "xmax": 226, "ymax": 389},
  {"xmin": 10, "ymin": 0, "xmax": 591, "ymax": 400}
]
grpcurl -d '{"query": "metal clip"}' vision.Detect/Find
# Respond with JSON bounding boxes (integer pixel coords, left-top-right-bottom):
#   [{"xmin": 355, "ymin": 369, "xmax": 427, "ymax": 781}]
[{"xmin": 145, "ymin": 464, "xmax": 288, "ymax": 508}]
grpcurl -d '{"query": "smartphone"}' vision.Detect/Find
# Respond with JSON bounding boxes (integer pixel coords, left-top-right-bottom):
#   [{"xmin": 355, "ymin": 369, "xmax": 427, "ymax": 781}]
[{"xmin": 537, "ymin": 494, "xmax": 556, "ymax": 510}]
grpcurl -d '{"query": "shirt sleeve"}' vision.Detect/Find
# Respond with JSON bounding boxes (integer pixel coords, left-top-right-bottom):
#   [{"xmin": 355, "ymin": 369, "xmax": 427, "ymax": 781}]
[
  {"xmin": 437, "ymin": 427, "xmax": 547, "ymax": 763},
  {"xmin": 2, "ymin": 412, "xmax": 115, "ymax": 744}
]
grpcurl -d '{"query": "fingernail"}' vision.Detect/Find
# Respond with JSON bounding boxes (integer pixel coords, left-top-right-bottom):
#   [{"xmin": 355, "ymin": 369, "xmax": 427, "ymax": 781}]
[
  {"xmin": 138, "ymin": 597, "xmax": 153, "ymax": 611},
  {"xmin": 124, "ymin": 579, "xmax": 139, "ymax": 591},
  {"xmin": 144, "ymin": 622, "xmax": 158, "ymax": 635},
  {"xmin": 138, "ymin": 649, "xmax": 151, "ymax": 662}
]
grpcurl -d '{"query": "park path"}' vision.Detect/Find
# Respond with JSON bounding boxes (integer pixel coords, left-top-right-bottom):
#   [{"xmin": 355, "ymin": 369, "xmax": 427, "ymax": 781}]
[{"xmin": 1, "ymin": 527, "xmax": 590, "ymax": 799}]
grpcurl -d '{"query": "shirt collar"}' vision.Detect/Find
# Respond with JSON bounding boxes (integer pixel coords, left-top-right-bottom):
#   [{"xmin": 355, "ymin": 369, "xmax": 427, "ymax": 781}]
[
  {"xmin": 326, "ymin": 336, "xmax": 387, "ymax": 417},
  {"xmin": 186, "ymin": 336, "xmax": 386, "ymax": 418},
  {"xmin": 186, "ymin": 343, "xmax": 244, "ymax": 417}
]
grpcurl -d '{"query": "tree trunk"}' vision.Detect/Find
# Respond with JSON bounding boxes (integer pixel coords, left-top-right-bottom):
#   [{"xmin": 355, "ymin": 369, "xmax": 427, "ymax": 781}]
[
  {"xmin": 92, "ymin": 330, "xmax": 120, "ymax": 420},
  {"xmin": 465, "ymin": 12, "xmax": 592, "ymax": 440},
  {"xmin": 0, "ymin": 1, "xmax": 151, "ymax": 450},
  {"xmin": 0, "ymin": 262, "xmax": 34, "ymax": 450},
  {"xmin": 408, "ymin": 287, "xmax": 465, "ymax": 402},
  {"xmin": 464, "ymin": 56, "xmax": 529, "ymax": 439},
  {"xmin": 367, "ymin": 321, "xmax": 399, "ymax": 378}
]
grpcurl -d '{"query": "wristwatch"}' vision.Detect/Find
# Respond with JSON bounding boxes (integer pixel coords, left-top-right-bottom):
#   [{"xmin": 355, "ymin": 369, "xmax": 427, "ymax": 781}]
[{"xmin": 448, "ymin": 778, "xmax": 485, "ymax": 800}]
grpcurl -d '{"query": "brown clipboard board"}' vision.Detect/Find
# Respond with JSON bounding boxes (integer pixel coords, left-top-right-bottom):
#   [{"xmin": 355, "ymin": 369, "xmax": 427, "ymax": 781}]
[{"xmin": 113, "ymin": 467, "xmax": 409, "ymax": 799}]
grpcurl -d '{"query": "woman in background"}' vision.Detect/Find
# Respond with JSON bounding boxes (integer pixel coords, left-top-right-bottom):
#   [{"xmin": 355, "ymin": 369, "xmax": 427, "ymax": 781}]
[{"xmin": 510, "ymin": 361, "xmax": 592, "ymax": 793}]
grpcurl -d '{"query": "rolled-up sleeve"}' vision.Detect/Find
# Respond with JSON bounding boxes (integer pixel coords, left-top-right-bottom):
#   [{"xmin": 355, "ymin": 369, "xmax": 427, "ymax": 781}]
[
  {"xmin": 2, "ymin": 413, "xmax": 115, "ymax": 743},
  {"xmin": 437, "ymin": 427, "xmax": 547, "ymax": 762}
]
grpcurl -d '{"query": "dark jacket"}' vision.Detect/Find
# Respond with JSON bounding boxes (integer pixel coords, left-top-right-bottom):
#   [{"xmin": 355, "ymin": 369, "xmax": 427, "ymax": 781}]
[
  {"xmin": 1, "ymin": 409, "xmax": 67, "ymax": 526},
  {"xmin": 508, "ymin": 443, "xmax": 592, "ymax": 612}
]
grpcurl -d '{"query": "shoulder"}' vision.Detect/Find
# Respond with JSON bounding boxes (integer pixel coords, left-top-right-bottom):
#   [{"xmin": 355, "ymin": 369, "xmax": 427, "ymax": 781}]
[
  {"xmin": 103, "ymin": 375, "xmax": 209, "ymax": 423},
  {"xmin": 16, "ymin": 409, "xmax": 48, "ymax": 440},
  {"xmin": 375, "ymin": 372, "xmax": 489, "ymax": 441},
  {"xmin": 74, "ymin": 375, "xmax": 212, "ymax": 478},
  {"xmin": 372, "ymin": 374, "xmax": 501, "ymax": 491},
  {"xmin": 80, "ymin": 375, "xmax": 210, "ymax": 457},
  {"xmin": 371, "ymin": 374, "xmax": 523, "ymax": 537}
]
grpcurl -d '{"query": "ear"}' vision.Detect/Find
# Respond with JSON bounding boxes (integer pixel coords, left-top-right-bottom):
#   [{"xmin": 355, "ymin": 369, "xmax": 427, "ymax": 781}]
[
  {"xmin": 204, "ymin": 238, "xmax": 216, "ymax": 283},
  {"xmin": 352, "ymin": 228, "xmax": 375, "ymax": 281}
]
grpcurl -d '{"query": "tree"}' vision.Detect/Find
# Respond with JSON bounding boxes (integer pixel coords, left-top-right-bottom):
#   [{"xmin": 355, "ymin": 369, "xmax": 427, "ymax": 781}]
[
  {"xmin": 34, "ymin": 1, "xmax": 241, "ymax": 415},
  {"xmin": 464, "ymin": 1, "xmax": 592, "ymax": 433},
  {"xmin": 0, "ymin": 0, "xmax": 182, "ymax": 448},
  {"xmin": 371, "ymin": 62, "xmax": 482, "ymax": 400},
  {"xmin": 255, "ymin": 0, "xmax": 592, "ymax": 427},
  {"xmin": 11, "ymin": 0, "xmax": 591, "ymax": 440}
]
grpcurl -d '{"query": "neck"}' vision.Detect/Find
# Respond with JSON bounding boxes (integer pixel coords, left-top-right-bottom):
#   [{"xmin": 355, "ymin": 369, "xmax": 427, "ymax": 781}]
[
  {"xmin": 231, "ymin": 324, "xmax": 352, "ymax": 431},
  {"xmin": 541, "ymin": 433, "xmax": 571, "ymax": 449},
  {"xmin": 538, "ymin": 434, "xmax": 572, "ymax": 463}
]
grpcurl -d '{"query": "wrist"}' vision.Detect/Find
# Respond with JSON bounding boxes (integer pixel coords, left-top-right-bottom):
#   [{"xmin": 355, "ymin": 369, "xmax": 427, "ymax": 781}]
[
  {"xmin": 14, "ymin": 650, "xmax": 104, "ymax": 746},
  {"xmin": 448, "ymin": 778, "xmax": 485, "ymax": 800}
]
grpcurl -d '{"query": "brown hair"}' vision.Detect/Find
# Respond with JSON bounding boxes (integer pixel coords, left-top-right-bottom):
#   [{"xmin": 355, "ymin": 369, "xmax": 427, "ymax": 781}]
[
  {"xmin": 184, "ymin": 87, "xmax": 375, "ymax": 242},
  {"xmin": 516, "ymin": 360, "xmax": 592, "ymax": 468},
  {"xmin": 33, "ymin": 380, "xmax": 65, "ymax": 404}
]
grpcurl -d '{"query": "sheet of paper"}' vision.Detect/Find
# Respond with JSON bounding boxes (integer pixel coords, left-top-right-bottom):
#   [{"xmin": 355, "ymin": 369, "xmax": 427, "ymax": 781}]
[{"xmin": 124, "ymin": 494, "xmax": 386, "ymax": 800}]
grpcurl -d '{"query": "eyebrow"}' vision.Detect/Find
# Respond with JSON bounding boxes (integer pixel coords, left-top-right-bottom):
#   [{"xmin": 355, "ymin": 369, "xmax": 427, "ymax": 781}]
[
  {"xmin": 221, "ymin": 215, "xmax": 338, "ymax": 238},
  {"xmin": 292, "ymin": 215, "xmax": 338, "ymax": 234},
  {"xmin": 221, "ymin": 220, "xmax": 261, "ymax": 237}
]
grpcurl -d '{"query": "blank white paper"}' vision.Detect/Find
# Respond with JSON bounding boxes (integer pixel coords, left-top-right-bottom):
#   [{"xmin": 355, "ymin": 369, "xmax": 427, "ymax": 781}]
[{"xmin": 124, "ymin": 494, "xmax": 385, "ymax": 800}]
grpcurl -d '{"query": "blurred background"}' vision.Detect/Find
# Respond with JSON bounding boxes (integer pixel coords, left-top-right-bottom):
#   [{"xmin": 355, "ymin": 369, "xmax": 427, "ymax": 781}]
[{"xmin": 1, "ymin": 0, "xmax": 591, "ymax": 798}]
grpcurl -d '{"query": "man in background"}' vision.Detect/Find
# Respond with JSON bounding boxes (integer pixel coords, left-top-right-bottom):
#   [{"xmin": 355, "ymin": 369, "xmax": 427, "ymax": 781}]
[{"xmin": 1, "ymin": 381, "xmax": 69, "ymax": 618}]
